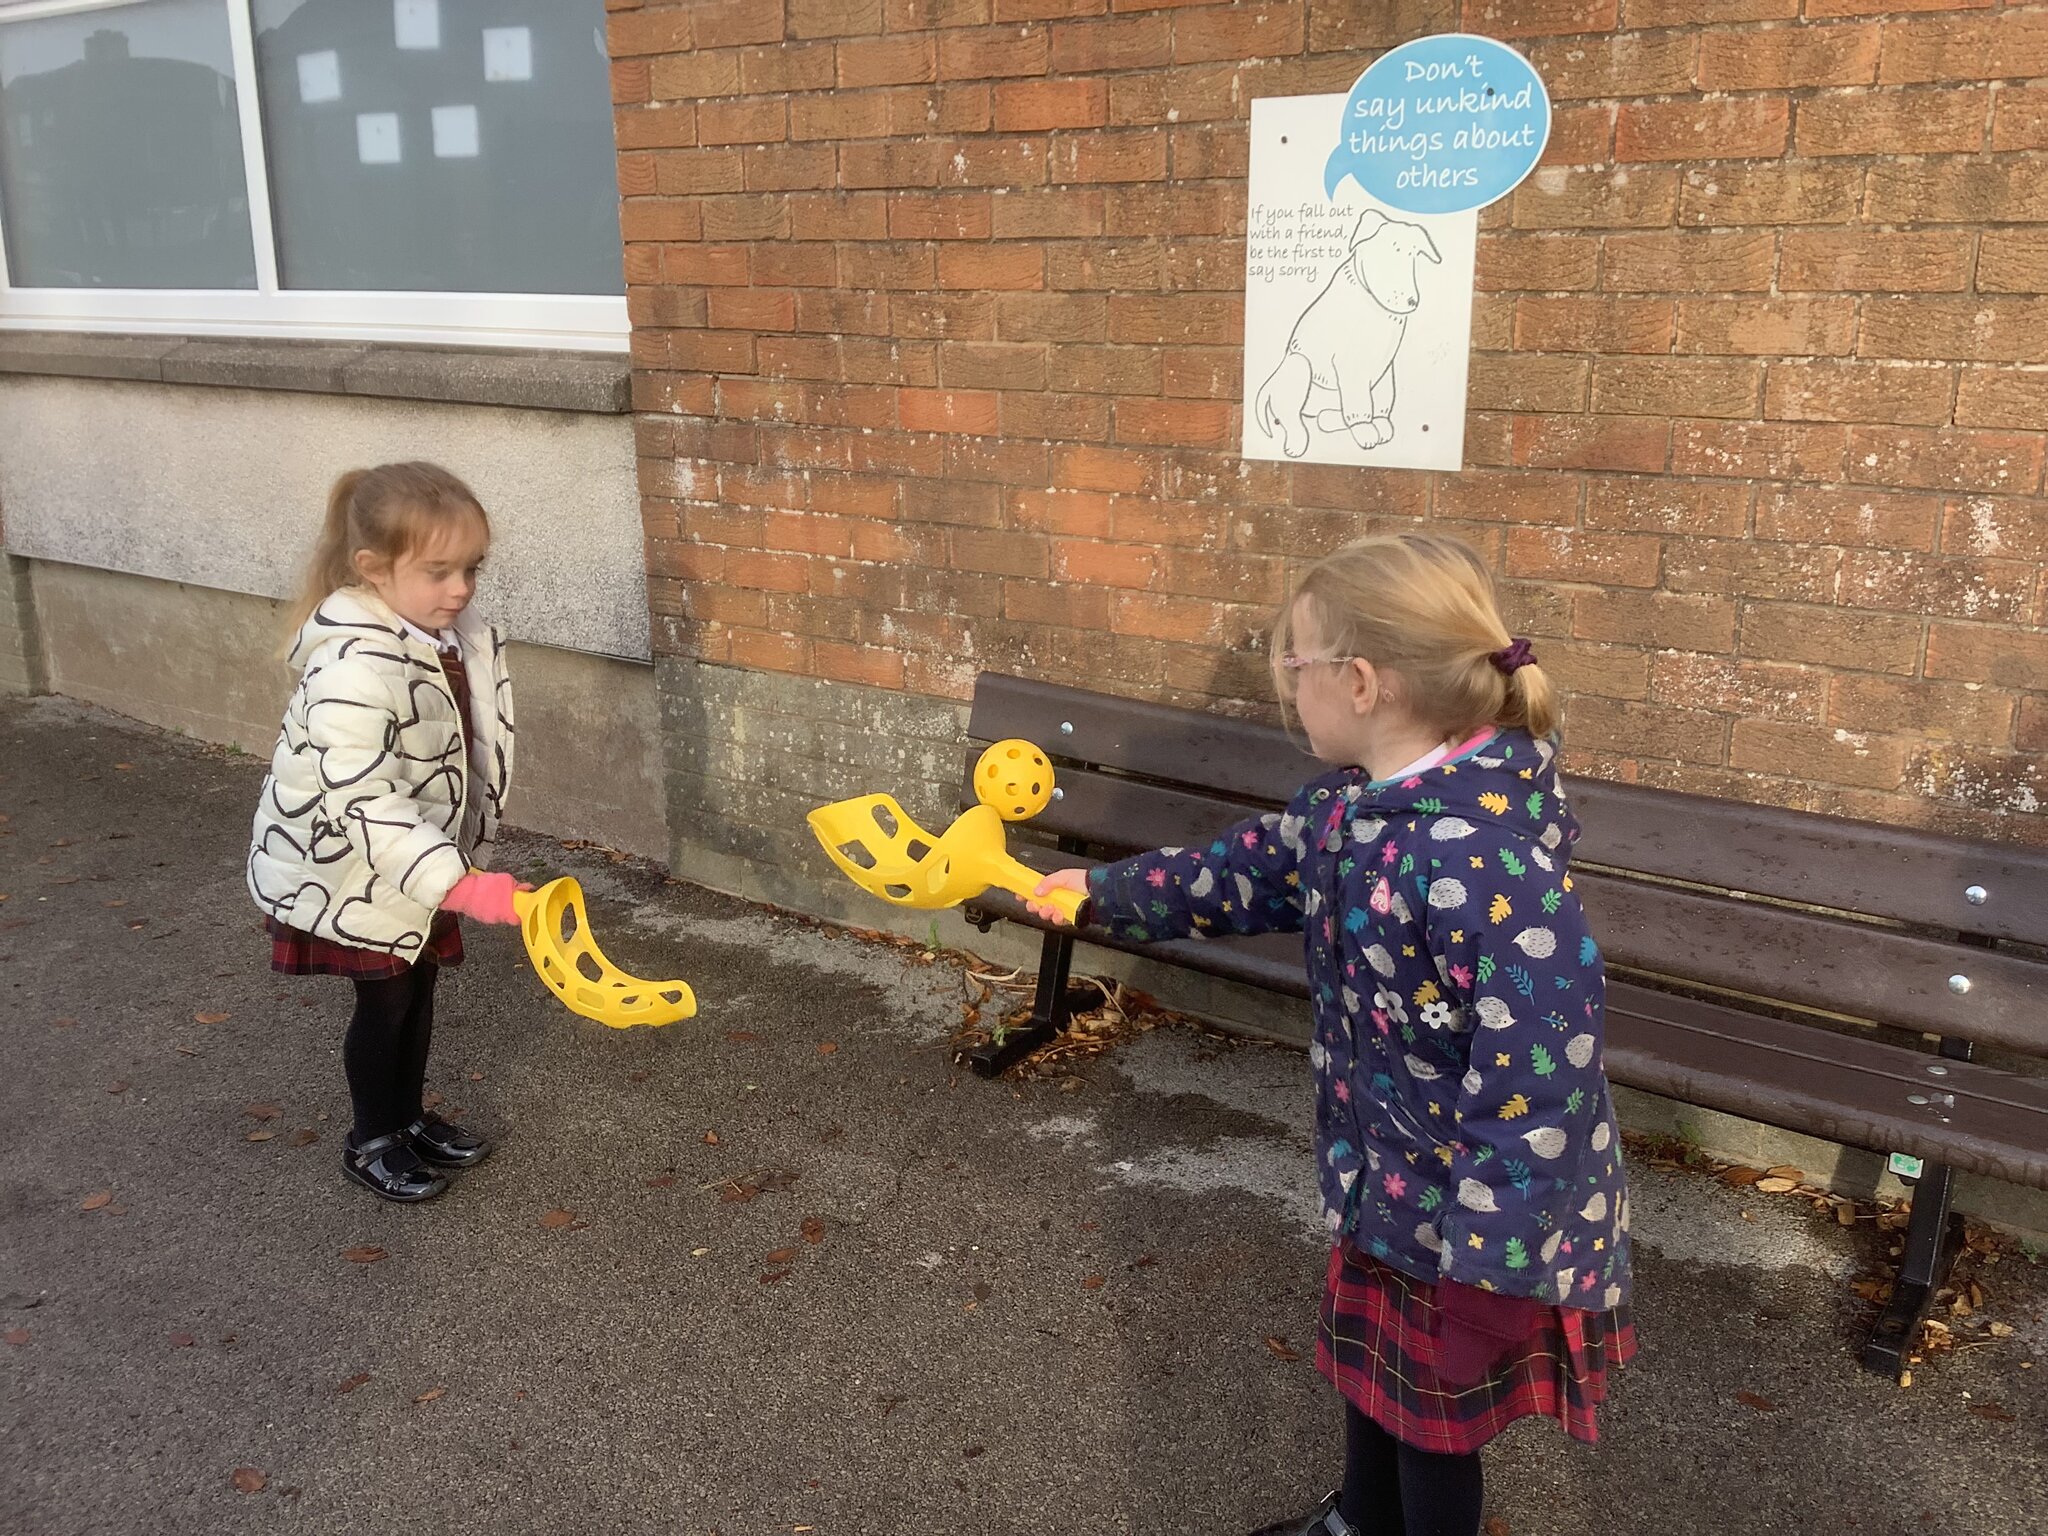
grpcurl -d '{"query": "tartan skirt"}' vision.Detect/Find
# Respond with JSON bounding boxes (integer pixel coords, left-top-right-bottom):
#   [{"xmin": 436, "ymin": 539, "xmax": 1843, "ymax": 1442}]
[
  {"xmin": 266, "ymin": 912, "xmax": 463, "ymax": 979},
  {"xmin": 1316, "ymin": 1244, "xmax": 1634, "ymax": 1455}
]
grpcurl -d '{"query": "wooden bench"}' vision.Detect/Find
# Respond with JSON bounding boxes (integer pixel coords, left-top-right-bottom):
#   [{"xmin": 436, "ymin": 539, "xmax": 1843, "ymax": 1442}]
[{"xmin": 954, "ymin": 671, "xmax": 2048, "ymax": 1376}]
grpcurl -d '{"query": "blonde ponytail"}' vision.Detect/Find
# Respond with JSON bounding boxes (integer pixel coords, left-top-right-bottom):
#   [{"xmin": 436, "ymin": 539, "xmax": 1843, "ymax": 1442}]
[
  {"xmin": 1273, "ymin": 532, "xmax": 1562, "ymax": 742},
  {"xmin": 280, "ymin": 462, "xmax": 489, "ymax": 649}
]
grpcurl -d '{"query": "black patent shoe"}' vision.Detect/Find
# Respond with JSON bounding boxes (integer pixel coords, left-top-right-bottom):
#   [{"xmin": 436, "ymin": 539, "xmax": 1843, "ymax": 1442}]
[
  {"xmin": 1248, "ymin": 1492, "xmax": 1355, "ymax": 1536},
  {"xmin": 405, "ymin": 1114, "xmax": 492, "ymax": 1169},
  {"xmin": 342, "ymin": 1131, "xmax": 447, "ymax": 1203}
]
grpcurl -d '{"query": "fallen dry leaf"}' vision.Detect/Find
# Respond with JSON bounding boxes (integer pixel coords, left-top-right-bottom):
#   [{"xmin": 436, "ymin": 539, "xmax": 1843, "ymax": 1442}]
[
  {"xmin": 337, "ymin": 1372, "xmax": 372, "ymax": 1395},
  {"xmin": 646, "ymin": 1173, "xmax": 676, "ymax": 1189},
  {"xmin": 1263, "ymin": 1335, "xmax": 1301, "ymax": 1362},
  {"xmin": 342, "ymin": 1246, "xmax": 388, "ymax": 1264},
  {"xmin": 764, "ymin": 1247, "xmax": 800, "ymax": 1265},
  {"xmin": 421, "ymin": 1090, "xmax": 444, "ymax": 1110},
  {"xmin": 52, "ymin": 1018, "xmax": 78, "ymax": 1030},
  {"xmin": 106, "ymin": 1081, "xmax": 128, "ymax": 1095},
  {"xmin": 468, "ymin": 1072, "xmax": 485, "ymax": 1083},
  {"xmin": 538, "ymin": 1209, "xmax": 576, "ymax": 1229},
  {"xmin": 115, "ymin": 763, "xmax": 134, "ymax": 771},
  {"xmin": 628, "ymin": 1071, "xmax": 650, "ymax": 1084},
  {"xmin": 169, "ymin": 1332, "xmax": 196, "ymax": 1348},
  {"xmin": 1719, "ymin": 1166, "xmax": 1764, "ymax": 1188},
  {"xmin": 3, "ymin": 1328, "xmax": 28, "ymax": 1346},
  {"xmin": 245, "ymin": 1130, "xmax": 275, "ymax": 1143},
  {"xmin": 759, "ymin": 1270, "xmax": 790, "ymax": 1285},
  {"xmin": 801, "ymin": 1216, "xmax": 825, "ymax": 1245},
  {"xmin": 703, "ymin": 1130, "xmax": 721, "ymax": 1146},
  {"xmin": 1754, "ymin": 1177, "xmax": 1800, "ymax": 1195},
  {"xmin": 1080, "ymin": 1275, "xmax": 1107, "ymax": 1291},
  {"xmin": 414, "ymin": 1386, "xmax": 446, "ymax": 1404},
  {"xmin": 194, "ymin": 1012, "xmax": 231, "ymax": 1025},
  {"xmin": 245, "ymin": 1103, "xmax": 281, "ymax": 1121},
  {"xmin": 1483, "ymin": 1519, "xmax": 1513, "ymax": 1536},
  {"xmin": 816, "ymin": 1041, "xmax": 839, "ymax": 1056},
  {"xmin": 230, "ymin": 1468, "xmax": 266, "ymax": 1494},
  {"xmin": 725, "ymin": 1030, "xmax": 759, "ymax": 1043},
  {"xmin": 1766, "ymin": 1164, "xmax": 1805, "ymax": 1181},
  {"xmin": 288, "ymin": 1129, "xmax": 319, "ymax": 1148},
  {"xmin": 1735, "ymin": 1391, "xmax": 1778, "ymax": 1412},
  {"xmin": 1969, "ymin": 1402, "xmax": 2017, "ymax": 1422},
  {"xmin": 79, "ymin": 1190, "xmax": 112, "ymax": 1211}
]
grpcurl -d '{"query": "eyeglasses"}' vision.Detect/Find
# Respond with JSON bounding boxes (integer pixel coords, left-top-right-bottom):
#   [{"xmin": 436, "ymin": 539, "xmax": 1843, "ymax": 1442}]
[{"xmin": 1276, "ymin": 653, "xmax": 1365, "ymax": 671}]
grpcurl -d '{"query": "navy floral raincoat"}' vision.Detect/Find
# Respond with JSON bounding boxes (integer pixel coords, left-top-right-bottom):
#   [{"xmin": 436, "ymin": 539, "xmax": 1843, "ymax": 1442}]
[{"xmin": 1086, "ymin": 730, "xmax": 1632, "ymax": 1312}]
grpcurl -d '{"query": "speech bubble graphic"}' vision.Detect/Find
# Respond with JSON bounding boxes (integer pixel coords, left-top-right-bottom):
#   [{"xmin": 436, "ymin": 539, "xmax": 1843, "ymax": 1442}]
[{"xmin": 1324, "ymin": 33, "xmax": 1550, "ymax": 215}]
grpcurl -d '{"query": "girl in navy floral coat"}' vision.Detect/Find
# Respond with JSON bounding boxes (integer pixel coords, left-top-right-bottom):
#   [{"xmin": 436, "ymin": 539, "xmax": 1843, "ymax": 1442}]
[{"xmin": 1032, "ymin": 534, "xmax": 1634, "ymax": 1536}]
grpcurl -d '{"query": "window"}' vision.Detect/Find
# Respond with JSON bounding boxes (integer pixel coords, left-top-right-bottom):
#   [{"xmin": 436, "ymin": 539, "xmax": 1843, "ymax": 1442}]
[{"xmin": 0, "ymin": 0, "xmax": 626, "ymax": 349}]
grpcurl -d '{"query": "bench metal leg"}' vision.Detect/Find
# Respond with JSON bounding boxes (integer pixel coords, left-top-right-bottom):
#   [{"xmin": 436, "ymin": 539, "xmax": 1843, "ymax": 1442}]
[
  {"xmin": 960, "ymin": 925, "xmax": 1076, "ymax": 1079},
  {"xmin": 1860, "ymin": 1158, "xmax": 1965, "ymax": 1377}
]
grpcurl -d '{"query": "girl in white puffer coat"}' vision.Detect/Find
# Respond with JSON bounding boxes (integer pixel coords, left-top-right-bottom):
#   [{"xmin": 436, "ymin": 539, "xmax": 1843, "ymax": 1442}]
[{"xmin": 249, "ymin": 462, "xmax": 523, "ymax": 1204}]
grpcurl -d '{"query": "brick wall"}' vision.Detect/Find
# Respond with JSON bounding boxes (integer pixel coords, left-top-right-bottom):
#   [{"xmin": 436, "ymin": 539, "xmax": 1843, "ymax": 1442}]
[{"xmin": 614, "ymin": 0, "xmax": 2048, "ymax": 847}]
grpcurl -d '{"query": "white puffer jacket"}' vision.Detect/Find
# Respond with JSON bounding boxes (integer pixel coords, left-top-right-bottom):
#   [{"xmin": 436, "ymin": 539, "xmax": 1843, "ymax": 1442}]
[{"xmin": 247, "ymin": 587, "xmax": 515, "ymax": 958}]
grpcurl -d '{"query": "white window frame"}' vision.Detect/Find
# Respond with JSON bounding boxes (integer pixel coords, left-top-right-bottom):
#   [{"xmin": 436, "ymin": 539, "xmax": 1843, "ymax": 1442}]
[{"xmin": 0, "ymin": 0, "xmax": 628, "ymax": 351}]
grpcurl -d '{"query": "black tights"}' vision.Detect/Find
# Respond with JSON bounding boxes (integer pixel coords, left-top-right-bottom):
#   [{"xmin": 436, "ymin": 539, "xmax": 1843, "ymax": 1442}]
[
  {"xmin": 343, "ymin": 965, "xmax": 438, "ymax": 1142},
  {"xmin": 1339, "ymin": 1400, "xmax": 1485, "ymax": 1536}
]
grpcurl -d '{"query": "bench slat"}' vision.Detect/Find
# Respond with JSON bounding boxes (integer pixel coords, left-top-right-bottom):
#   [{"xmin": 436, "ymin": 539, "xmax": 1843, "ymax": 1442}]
[
  {"xmin": 1579, "ymin": 872, "xmax": 2048, "ymax": 1058},
  {"xmin": 1607, "ymin": 984, "xmax": 2048, "ymax": 1192},
  {"xmin": 1568, "ymin": 778, "xmax": 2048, "ymax": 947}
]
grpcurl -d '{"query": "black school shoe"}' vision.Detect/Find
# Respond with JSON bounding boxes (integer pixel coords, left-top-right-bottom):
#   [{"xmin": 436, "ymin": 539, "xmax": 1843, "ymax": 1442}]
[
  {"xmin": 342, "ymin": 1131, "xmax": 447, "ymax": 1203},
  {"xmin": 1247, "ymin": 1492, "xmax": 1356, "ymax": 1536},
  {"xmin": 405, "ymin": 1114, "xmax": 492, "ymax": 1169}
]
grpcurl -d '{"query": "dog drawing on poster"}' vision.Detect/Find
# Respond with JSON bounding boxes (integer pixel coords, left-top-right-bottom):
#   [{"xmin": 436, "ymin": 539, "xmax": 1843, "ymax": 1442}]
[{"xmin": 1253, "ymin": 208, "xmax": 1441, "ymax": 458}]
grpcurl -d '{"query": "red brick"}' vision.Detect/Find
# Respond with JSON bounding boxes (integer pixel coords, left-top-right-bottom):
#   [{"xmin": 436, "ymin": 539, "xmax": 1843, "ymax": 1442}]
[
  {"xmin": 1864, "ymin": 159, "xmax": 2048, "ymax": 224},
  {"xmin": 1675, "ymin": 299, "xmax": 1856, "ymax": 358},
  {"xmin": 1797, "ymin": 87, "xmax": 1987, "ymax": 158},
  {"xmin": 1763, "ymin": 362, "xmax": 1954, "ymax": 428},
  {"xmin": 1956, "ymin": 371, "xmax": 2048, "ymax": 433},
  {"xmin": 1003, "ymin": 579, "xmax": 1114, "ymax": 629},
  {"xmin": 1050, "ymin": 14, "xmax": 1171, "ymax": 71},
  {"xmin": 1979, "ymin": 232, "xmax": 2048, "ymax": 295},
  {"xmin": 994, "ymin": 78, "xmax": 1108, "ymax": 131},
  {"xmin": 1008, "ymin": 487, "xmax": 1115, "ymax": 536},
  {"xmin": 997, "ymin": 292, "xmax": 1107, "ymax": 342},
  {"xmin": 788, "ymin": 0, "xmax": 884, "ymax": 37},
  {"xmin": 740, "ymin": 42, "xmax": 838, "ymax": 94},
  {"xmin": 1051, "ymin": 538, "xmax": 1158, "ymax": 589},
  {"xmin": 1050, "ymin": 130, "xmax": 1170, "ymax": 184},
  {"xmin": 786, "ymin": 193, "xmax": 891, "ymax": 240},
  {"xmin": 1616, "ymin": 99, "xmax": 1789, "ymax": 163},
  {"xmin": 992, "ymin": 190, "xmax": 1105, "ymax": 239},
  {"xmin": 1992, "ymin": 85, "xmax": 2048, "ymax": 151},
  {"xmin": 708, "ymin": 290, "xmax": 798, "ymax": 332},
  {"xmin": 1474, "ymin": 234, "xmax": 1599, "ymax": 294},
  {"xmin": 1732, "ymin": 720, "xmax": 1912, "ymax": 792},
  {"xmin": 1173, "ymin": 3, "xmax": 1306, "ymax": 62},
  {"xmin": 1505, "ymin": 528, "xmax": 1662, "ymax": 588},
  {"xmin": 1114, "ymin": 398, "xmax": 1234, "ymax": 449},
  {"xmin": 701, "ymin": 195, "xmax": 793, "ymax": 242},
  {"xmin": 1845, "ymin": 428, "xmax": 2044, "ymax": 495},
  {"xmin": 698, "ymin": 97, "xmax": 789, "ymax": 146},
  {"xmin": 1665, "ymin": 536, "xmax": 1841, "ymax": 604},
  {"xmin": 1047, "ymin": 345, "xmax": 1162, "ymax": 395},
  {"xmin": 1860, "ymin": 299, "xmax": 2048, "ymax": 365},
  {"xmin": 1510, "ymin": 169, "xmax": 1680, "ymax": 230},
  {"xmin": 1878, "ymin": 13, "xmax": 2048, "ymax": 86},
  {"xmin": 1841, "ymin": 551, "xmax": 2035, "ymax": 624},
  {"xmin": 839, "ymin": 140, "xmax": 946, "ymax": 189},
  {"xmin": 1777, "ymin": 231, "xmax": 1973, "ymax": 294},
  {"xmin": 1650, "ymin": 654, "xmax": 1828, "ymax": 725},
  {"xmin": 1681, "ymin": 160, "xmax": 1865, "ymax": 226},
  {"xmin": 892, "ymin": 294, "xmax": 997, "ymax": 340},
  {"xmin": 1926, "ymin": 623, "xmax": 2048, "ymax": 690},
  {"xmin": 943, "ymin": 138, "xmax": 1051, "ymax": 187},
  {"xmin": 889, "ymin": 194, "xmax": 994, "ymax": 240},
  {"xmin": 745, "ymin": 144, "xmax": 838, "ymax": 192},
  {"xmin": 751, "ymin": 244, "xmax": 839, "ymax": 288},
  {"xmin": 1001, "ymin": 390, "xmax": 1112, "ymax": 440},
  {"xmin": 1593, "ymin": 357, "xmax": 1760, "ymax": 420},
  {"xmin": 1695, "ymin": 22, "xmax": 1879, "ymax": 89},
  {"xmin": 838, "ymin": 242, "xmax": 936, "ymax": 290},
  {"xmin": 1573, "ymin": 588, "xmax": 1737, "ymax": 651},
  {"xmin": 654, "ymin": 149, "xmax": 744, "ymax": 196},
  {"xmin": 1467, "ymin": 355, "xmax": 1590, "ymax": 414},
  {"xmin": 608, "ymin": 9, "xmax": 692, "ymax": 56},
  {"xmin": 1601, "ymin": 233, "xmax": 1773, "ymax": 294},
  {"xmin": 1621, "ymin": 0, "xmax": 1792, "ymax": 20},
  {"xmin": 938, "ymin": 244, "xmax": 1046, "ymax": 289},
  {"xmin": 1050, "ymin": 443, "xmax": 1159, "ymax": 495},
  {"xmin": 694, "ymin": 0, "xmax": 787, "ymax": 49},
  {"xmin": 1741, "ymin": 603, "xmax": 1923, "ymax": 676},
  {"xmin": 937, "ymin": 25, "xmax": 1052, "ymax": 79},
  {"xmin": 1105, "ymin": 184, "xmax": 1238, "ymax": 238},
  {"xmin": 1830, "ymin": 675, "xmax": 2014, "ymax": 748},
  {"xmin": 1160, "ymin": 348, "xmax": 1237, "ymax": 400},
  {"xmin": 1584, "ymin": 477, "xmax": 1749, "ymax": 535},
  {"xmin": 949, "ymin": 527, "xmax": 1049, "ymax": 578},
  {"xmin": 1511, "ymin": 415, "xmax": 1669, "ymax": 473},
  {"xmin": 1047, "ymin": 241, "xmax": 1165, "ymax": 290},
  {"xmin": 791, "ymin": 92, "xmax": 895, "ymax": 141},
  {"xmin": 1671, "ymin": 422, "xmax": 1847, "ymax": 482},
  {"xmin": 838, "ymin": 35, "xmax": 937, "ymax": 87},
  {"xmin": 1756, "ymin": 487, "xmax": 1939, "ymax": 552},
  {"xmin": 1524, "ymin": 32, "xmax": 1695, "ymax": 98},
  {"xmin": 1107, "ymin": 294, "xmax": 1239, "ymax": 347},
  {"xmin": 1515, "ymin": 297, "xmax": 1673, "ymax": 353},
  {"xmin": 614, "ymin": 105, "xmax": 699, "ymax": 151}
]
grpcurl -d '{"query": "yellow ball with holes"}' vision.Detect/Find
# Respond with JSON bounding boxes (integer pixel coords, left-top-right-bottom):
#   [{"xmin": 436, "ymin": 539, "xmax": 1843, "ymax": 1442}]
[{"xmin": 973, "ymin": 738, "xmax": 1056, "ymax": 822}]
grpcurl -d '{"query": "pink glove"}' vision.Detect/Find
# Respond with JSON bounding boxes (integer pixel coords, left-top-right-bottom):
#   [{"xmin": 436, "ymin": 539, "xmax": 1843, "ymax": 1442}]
[
  {"xmin": 442, "ymin": 871, "xmax": 523, "ymax": 926},
  {"xmin": 1435, "ymin": 1280, "xmax": 1546, "ymax": 1388}
]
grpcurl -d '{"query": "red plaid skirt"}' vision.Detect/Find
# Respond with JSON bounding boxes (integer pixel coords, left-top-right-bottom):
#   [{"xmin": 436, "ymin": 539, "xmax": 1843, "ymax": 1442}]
[
  {"xmin": 266, "ymin": 912, "xmax": 463, "ymax": 979},
  {"xmin": 1316, "ymin": 1245, "xmax": 1634, "ymax": 1455}
]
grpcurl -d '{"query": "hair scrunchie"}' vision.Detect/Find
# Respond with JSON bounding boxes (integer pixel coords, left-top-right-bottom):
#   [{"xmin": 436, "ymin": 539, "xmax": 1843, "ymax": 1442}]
[{"xmin": 1490, "ymin": 637, "xmax": 1537, "ymax": 675}]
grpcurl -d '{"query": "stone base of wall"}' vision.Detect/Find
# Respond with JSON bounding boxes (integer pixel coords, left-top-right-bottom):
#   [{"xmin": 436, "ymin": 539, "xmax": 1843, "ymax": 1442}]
[
  {"xmin": 0, "ymin": 552, "xmax": 47, "ymax": 696},
  {"xmin": 25, "ymin": 560, "xmax": 667, "ymax": 858},
  {"xmin": 658, "ymin": 655, "xmax": 2048, "ymax": 1238}
]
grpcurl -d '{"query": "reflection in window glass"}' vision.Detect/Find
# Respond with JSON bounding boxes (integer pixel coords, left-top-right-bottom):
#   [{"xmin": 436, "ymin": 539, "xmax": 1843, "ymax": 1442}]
[
  {"xmin": 253, "ymin": 0, "xmax": 623, "ymax": 296},
  {"xmin": 0, "ymin": 0, "xmax": 256, "ymax": 289}
]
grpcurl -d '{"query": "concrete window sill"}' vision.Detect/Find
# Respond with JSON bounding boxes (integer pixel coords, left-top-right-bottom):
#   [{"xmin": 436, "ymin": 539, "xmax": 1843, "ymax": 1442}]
[{"xmin": 0, "ymin": 332, "xmax": 629, "ymax": 415}]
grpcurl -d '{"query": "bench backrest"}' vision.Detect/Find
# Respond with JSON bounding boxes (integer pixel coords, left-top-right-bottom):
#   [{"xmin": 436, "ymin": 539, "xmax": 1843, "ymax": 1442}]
[{"xmin": 965, "ymin": 671, "xmax": 2048, "ymax": 1060}]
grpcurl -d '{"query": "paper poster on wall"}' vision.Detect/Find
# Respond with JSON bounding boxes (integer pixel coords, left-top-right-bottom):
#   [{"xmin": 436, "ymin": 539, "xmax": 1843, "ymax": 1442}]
[{"xmin": 1242, "ymin": 36, "xmax": 1550, "ymax": 474}]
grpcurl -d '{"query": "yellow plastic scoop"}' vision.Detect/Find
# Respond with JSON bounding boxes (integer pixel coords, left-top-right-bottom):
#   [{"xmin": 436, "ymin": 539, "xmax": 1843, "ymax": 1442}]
[
  {"xmin": 510, "ymin": 877, "xmax": 697, "ymax": 1028},
  {"xmin": 806, "ymin": 739, "xmax": 1085, "ymax": 924}
]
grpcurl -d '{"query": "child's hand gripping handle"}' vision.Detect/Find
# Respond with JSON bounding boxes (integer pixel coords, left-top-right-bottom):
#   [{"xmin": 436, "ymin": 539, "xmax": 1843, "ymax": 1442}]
[
  {"xmin": 443, "ymin": 870, "xmax": 534, "ymax": 926},
  {"xmin": 1024, "ymin": 868, "xmax": 1089, "ymax": 927}
]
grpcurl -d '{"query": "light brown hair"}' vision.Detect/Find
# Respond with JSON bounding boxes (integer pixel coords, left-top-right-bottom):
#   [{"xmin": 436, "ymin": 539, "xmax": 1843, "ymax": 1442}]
[
  {"xmin": 1271, "ymin": 531, "xmax": 1560, "ymax": 740},
  {"xmin": 284, "ymin": 462, "xmax": 489, "ymax": 639}
]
